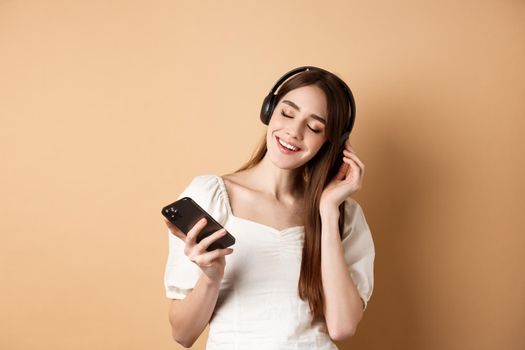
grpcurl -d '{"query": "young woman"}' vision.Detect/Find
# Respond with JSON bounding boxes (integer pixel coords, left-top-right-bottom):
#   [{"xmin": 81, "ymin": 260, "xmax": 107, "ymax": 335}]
[{"xmin": 163, "ymin": 66, "xmax": 375, "ymax": 349}]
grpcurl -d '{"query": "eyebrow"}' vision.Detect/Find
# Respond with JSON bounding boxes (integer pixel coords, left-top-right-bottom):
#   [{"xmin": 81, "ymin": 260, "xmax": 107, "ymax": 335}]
[{"xmin": 281, "ymin": 99, "xmax": 326, "ymax": 124}]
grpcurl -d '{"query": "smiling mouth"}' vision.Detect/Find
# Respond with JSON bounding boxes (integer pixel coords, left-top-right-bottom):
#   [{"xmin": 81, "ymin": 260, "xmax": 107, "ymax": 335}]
[{"xmin": 275, "ymin": 136, "xmax": 301, "ymax": 153}]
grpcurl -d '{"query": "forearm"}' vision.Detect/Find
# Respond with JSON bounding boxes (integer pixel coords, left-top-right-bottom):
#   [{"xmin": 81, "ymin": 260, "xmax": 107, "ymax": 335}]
[
  {"xmin": 169, "ymin": 273, "xmax": 221, "ymax": 347},
  {"xmin": 320, "ymin": 206, "xmax": 364, "ymax": 340}
]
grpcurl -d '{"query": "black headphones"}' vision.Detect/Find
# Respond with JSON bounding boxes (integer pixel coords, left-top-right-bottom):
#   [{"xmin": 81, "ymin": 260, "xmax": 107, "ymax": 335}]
[{"xmin": 260, "ymin": 65, "xmax": 356, "ymax": 148}]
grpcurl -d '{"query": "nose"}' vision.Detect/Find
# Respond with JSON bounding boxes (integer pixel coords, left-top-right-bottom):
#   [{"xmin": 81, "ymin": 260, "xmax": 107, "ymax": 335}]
[{"xmin": 285, "ymin": 118, "xmax": 304, "ymax": 140}]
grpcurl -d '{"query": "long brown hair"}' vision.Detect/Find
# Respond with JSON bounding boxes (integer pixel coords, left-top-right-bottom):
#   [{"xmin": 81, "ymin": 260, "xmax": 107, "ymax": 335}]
[{"xmin": 234, "ymin": 68, "xmax": 351, "ymax": 324}]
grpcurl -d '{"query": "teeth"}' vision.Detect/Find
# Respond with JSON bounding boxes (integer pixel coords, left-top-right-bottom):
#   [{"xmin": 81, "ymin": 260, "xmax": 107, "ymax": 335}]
[{"xmin": 278, "ymin": 137, "xmax": 298, "ymax": 151}]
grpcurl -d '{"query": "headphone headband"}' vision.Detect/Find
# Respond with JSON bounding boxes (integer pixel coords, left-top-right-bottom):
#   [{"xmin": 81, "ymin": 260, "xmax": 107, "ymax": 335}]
[{"xmin": 260, "ymin": 65, "xmax": 356, "ymax": 147}]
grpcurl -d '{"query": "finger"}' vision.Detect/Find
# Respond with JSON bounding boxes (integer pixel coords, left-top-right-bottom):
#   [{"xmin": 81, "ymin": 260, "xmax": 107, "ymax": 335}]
[
  {"xmin": 343, "ymin": 155, "xmax": 360, "ymax": 171},
  {"xmin": 343, "ymin": 148, "xmax": 359, "ymax": 158},
  {"xmin": 343, "ymin": 157, "xmax": 364, "ymax": 186},
  {"xmin": 343, "ymin": 156, "xmax": 360, "ymax": 178},
  {"xmin": 343, "ymin": 152, "xmax": 365, "ymax": 174},
  {"xmin": 193, "ymin": 247, "xmax": 234, "ymax": 267},
  {"xmin": 349, "ymin": 153, "xmax": 364, "ymax": 170},
  {"xmin": 186, "ymin": 217, "xmax": 207, "ymax": 247},
  {"xmin": 196, "ymin": 228, "xmax": 228, "ymax": 253}
]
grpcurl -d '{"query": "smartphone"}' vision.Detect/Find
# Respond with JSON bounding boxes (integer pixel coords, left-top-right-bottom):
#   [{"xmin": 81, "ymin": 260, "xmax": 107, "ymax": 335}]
[{"xmin": 162, "ymin": 197, "xmax": 235, "ymax": 252}]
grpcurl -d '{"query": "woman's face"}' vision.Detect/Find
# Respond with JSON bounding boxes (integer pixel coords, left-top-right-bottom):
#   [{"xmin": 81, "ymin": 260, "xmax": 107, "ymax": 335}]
[{"xmin": 266, "ymin": 84, "xmax": 328, "ymax": 170}]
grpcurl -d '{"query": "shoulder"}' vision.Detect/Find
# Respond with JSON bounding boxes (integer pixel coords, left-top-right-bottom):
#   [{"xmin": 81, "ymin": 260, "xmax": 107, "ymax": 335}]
[
  {"xmin": 178, "ymin": 174, "xmax": 221, "ymax": 198},
  {"xmin": 184, "ymin": 174, "xmax": 220, "ymax": 188},
  {"xmin": 178, "ymin": 175, "xmax": 222, "ymax": 206}
]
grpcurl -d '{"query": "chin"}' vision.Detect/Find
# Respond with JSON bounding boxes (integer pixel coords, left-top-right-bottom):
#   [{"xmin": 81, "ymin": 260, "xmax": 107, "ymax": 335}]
[{"xmin": 275, "ymin": 162, "xmax": 301, "ymax": 170}]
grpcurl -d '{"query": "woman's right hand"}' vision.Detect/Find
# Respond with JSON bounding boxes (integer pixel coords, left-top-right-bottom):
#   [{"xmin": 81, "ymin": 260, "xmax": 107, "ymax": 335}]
[{"xmin": 163, "ymin": 217, "xmax": 234, "ymax": 284}]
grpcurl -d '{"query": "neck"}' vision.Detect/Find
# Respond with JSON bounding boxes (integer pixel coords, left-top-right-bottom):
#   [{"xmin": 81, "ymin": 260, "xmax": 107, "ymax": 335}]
[{"xmin": 243, "ymin": 153, "xmax": 304, "ymax": 201}]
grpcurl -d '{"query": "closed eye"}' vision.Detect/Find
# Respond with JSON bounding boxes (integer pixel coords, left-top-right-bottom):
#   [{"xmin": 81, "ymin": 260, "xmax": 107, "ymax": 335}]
[
  {"xmin": 280, "ymin": 110, "xmax": 293, "ymax": 119},
  {"xmin": 280, "ymin": 111, "xmax": 322, "ymax": 134}
]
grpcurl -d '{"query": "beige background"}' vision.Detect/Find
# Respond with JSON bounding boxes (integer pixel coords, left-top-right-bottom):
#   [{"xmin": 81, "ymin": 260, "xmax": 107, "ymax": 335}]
[{"xmin": 1, "ymin": 0, "xmax": 524, "ymax": 349}]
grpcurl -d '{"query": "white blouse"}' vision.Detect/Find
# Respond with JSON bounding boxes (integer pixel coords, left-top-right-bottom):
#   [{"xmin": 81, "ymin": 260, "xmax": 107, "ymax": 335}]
[{"xmin": 164, "ymin": 174, "xmax": 375, "ymax": 350}]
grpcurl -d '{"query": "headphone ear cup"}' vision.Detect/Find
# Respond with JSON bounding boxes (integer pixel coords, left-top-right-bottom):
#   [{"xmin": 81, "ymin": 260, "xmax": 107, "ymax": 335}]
[{"xmin": 260, "ymin": 93, "xmax": 275, "ymax": 125}]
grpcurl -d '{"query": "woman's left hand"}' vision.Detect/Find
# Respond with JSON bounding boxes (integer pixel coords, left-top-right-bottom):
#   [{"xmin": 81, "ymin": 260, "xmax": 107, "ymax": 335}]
[{"xmin": 320, "ymin": 139, "xmax": 365, "ymax": 212}]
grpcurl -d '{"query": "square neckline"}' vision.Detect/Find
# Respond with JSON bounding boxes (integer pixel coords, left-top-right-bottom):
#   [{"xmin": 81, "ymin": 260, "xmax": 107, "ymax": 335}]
[{"xmin": 214, "ymin": 175, "xmax": 304, "ymax": 234}]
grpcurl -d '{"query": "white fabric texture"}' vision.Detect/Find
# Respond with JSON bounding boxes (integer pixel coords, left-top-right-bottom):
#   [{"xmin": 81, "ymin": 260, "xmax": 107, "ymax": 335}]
[{"xmin": 164, "ymin": 174, "xmax": 375, "ymax": 350}]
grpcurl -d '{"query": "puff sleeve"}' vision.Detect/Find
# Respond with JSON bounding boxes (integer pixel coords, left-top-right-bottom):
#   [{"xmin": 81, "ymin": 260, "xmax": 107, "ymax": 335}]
[
  {"xmin": 163, "ymin": 175, "xmax": 228, "ymax": 299},
  {"xmin": 341, "ymin": 198, "xmax": 375, "ymax": 310}
]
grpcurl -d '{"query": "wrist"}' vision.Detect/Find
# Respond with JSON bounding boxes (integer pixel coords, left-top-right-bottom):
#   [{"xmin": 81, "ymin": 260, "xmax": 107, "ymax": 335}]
[
  {"xmin": 319, "ymin": 204, "xmax": 340, "ymax": 222},
  {"xmin": 201, "ymin": 273, "xmax": 222, "ymax": 289}
]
